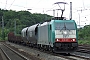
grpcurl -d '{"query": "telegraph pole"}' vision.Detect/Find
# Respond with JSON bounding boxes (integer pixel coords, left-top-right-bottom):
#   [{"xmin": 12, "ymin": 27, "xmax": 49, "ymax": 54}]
[
  {"xmin": 14, "ymin": 20, "xmax": 16, "ymax": 35},
  {"xmin": 2, "ymin": 16, "xmax": 4, "ymax": 40}
]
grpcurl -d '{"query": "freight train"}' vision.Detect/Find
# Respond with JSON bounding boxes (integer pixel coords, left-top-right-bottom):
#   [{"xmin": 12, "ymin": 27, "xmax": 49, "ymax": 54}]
[
  {"xmin": 8, "ymin": 17, "xmax": 78, "ymax": 54},
  {"xmin": 8, "ymin": 2, "xmax": 78, "ymax": 54}
]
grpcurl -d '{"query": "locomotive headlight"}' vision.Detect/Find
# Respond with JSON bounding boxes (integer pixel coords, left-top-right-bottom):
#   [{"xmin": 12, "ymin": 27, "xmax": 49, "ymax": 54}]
[
  {"xmin": 57, "ymin": 39, "xmax": 59, "ymax": 41},
  {"xmin": 72, "ymin": 39, "xmax": 75, "ymax": 41}
]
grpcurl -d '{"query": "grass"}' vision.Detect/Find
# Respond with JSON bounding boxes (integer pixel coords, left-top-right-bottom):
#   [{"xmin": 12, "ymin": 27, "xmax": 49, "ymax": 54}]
[
  {"xmin": 78, "ymin": 40, "xmax": 90, "ymax": 44},
  {"xmin": 0, "ymin": 37, "xmax": 6, "ymax": 41},
  {"xmin": 0, "ymin": 40, "xmax": 6, "ymax": 42}
]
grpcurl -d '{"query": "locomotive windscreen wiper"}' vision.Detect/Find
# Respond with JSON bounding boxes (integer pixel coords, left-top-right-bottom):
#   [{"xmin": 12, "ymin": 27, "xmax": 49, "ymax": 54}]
[{"xmin": 60, "ymin": 23, "xmax": 69, "ymax": 30}]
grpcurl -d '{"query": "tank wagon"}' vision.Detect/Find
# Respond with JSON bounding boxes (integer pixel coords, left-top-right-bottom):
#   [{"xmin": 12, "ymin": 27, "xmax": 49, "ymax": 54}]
[{"xmin": 21, "ymin": 24, "xmax": 39, "ymax": 46}]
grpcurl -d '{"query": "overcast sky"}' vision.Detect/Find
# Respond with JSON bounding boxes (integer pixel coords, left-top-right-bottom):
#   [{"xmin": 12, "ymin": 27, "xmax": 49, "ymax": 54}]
[{"xmin": 0, "ymin": 0, "xmax": 90, "ymax": 27}]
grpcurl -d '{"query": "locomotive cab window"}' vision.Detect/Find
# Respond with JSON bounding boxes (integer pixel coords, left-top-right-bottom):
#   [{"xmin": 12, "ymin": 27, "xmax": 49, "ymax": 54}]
[{"xmin": 55, "ymin": 22, "xmax": 75, "ymax": 30}]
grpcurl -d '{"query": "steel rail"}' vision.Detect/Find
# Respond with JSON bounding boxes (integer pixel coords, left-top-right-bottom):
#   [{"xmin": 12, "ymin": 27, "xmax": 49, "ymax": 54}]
[
  {"xmin": 0, "ymin": 47, "xmax": 11, "ymax": 60},
  {"xmin": 2, "ymin": 43, "xmax": 30, "ymax": 60}
]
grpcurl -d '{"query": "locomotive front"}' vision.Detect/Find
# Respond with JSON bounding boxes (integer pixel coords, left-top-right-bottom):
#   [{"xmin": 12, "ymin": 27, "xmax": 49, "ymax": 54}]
[{"xmin": 53, "ymin": 20, "xmax": 78, "ymax": 53}]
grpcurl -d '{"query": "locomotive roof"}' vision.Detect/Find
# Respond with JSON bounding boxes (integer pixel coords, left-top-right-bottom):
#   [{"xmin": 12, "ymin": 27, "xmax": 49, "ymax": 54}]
[{"xmin": 53, "ymin": 19, "xmax": 75, "ymax": 22}]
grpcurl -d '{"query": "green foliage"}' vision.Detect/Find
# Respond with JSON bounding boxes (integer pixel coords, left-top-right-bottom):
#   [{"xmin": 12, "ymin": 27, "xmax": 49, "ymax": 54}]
[
  {"xmin": 78, "ymin": 40, "xmax": 90, "ymax": 44},
  {"xmin": 78, "ymin": 25, "xmax": 90, "ymax": 44},
  {"xmin": 0, "ymin": 9, "xmax": 52, "ymax": 40}
]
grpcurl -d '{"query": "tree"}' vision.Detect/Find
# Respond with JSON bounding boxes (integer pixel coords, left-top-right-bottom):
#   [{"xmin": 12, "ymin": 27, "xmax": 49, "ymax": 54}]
[{"xmin": 0, "ymin": 9, "xmax": 52, "ymax": 40}]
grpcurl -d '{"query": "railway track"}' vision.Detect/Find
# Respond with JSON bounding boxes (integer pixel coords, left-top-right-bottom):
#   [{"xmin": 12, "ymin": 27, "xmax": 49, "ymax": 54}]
[
  {"xmin": 0, "ymin": 42, "xmax": 29, "ymax": 60},
  {"xmin": 29, "ymin": 43, "xmax": 90, "ymax": 60},
  {"xmin": 77, "ymin": 45, "xmax": 90, "ymax": 54},
  {"xmin": 5, "ymin": 41, "xmax": 90, "ymax": 60},
  {"xmin": 40, "ymin": 48, "xmax": 90, "ymax": 60}
]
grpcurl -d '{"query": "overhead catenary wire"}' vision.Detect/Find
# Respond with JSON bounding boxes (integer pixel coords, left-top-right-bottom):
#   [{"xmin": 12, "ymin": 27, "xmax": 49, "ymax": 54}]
[
  {"xmin": 82, "ymin": 0, "xmax": 85, "ymax": 10},
  {"xmin": 4, "ymin": 0, "xmax": 8, "ymax": 9},
  {"xmin": 8, "ymin": 0, "xmax": 15, "ymax": 9}
]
